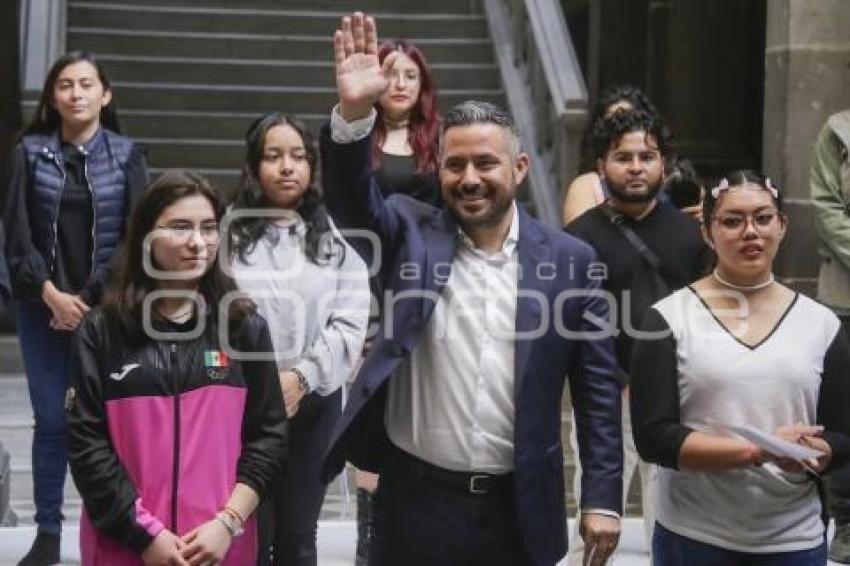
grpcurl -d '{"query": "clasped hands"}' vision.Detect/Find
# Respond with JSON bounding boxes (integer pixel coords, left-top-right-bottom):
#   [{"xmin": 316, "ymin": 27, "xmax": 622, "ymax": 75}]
[
  {"xmin": 141, "ymin": 516, "xmax": 235, "ymax": 566},
  {"xmin": 42, "ymin": 281, "xmax": 88, "ymax": 331}
]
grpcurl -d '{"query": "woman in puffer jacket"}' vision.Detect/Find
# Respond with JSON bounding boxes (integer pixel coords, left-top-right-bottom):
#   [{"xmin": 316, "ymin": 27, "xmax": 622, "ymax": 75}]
[
  {"xmin": 4, "ymin": 51, "xmax": 148, "ymax": 565},
  {"xmin": 66, "ymin": 170, "xmax": 288, "ymax": 566}
]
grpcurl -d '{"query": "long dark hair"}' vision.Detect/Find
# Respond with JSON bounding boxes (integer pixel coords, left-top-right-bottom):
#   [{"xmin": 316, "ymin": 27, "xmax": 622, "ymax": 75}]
[
  {"xmin": 24, "ymin": 51, "xmax": 122, "ymax": 136},
  {"xmin": 103, "ymin": 170, "xmax": 253, "ymax": 343},
  {"xmin": 229, "ymin": 113, "xmax": 342, "ymax": 266},
  {"xmin": 372, "ymin": 39, "xmax": 440, "ymax": 174}
]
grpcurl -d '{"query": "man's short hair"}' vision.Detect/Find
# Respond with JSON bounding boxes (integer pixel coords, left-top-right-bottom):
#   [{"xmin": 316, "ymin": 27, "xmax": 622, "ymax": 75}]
[
  {"xmin": 590, "ymin": 109, "xmax": 671, "ymax": 161},
  {"xmin": 440, "ymin": 100, "xmax": 521, "ymax": 158}
]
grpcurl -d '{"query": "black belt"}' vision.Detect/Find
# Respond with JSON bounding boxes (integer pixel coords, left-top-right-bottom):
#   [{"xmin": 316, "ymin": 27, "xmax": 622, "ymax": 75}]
[{"xmin": 385, "ymin": 444, "xmax": 514, "ymax": 497}]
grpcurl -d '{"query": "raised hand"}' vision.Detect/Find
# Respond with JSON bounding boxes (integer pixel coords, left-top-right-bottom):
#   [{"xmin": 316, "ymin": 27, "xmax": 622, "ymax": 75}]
[
  {"xmin": 42, "ymin": 281, "xmax": 88, "ymax": 331},
  {"xmin": 333, "ymin": 12, "xmax": 399, "ymax": 121}
]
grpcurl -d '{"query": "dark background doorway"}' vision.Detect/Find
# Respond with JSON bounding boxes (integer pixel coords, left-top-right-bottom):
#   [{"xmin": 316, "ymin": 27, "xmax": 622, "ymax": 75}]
[{"xmin": 563, "ymin": 0, "xmax": 767, "ymax": 178}]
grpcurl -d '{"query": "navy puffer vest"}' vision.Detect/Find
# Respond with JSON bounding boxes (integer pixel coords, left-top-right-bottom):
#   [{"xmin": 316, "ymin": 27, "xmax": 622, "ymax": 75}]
[{"xmin": 21, "ymin": 128, "xmax": 134, "ymax": 275}]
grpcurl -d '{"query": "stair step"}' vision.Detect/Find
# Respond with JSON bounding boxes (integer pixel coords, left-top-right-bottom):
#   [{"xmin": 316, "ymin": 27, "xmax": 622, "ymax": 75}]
[
  {"xmin": 0, "ymin": 419, "xmax": 34, "ymax": 466},
  {"xmin": 97, "ymin": 56, "xmax": 501, "ymax": 90},
  {"xmin": 69, "ymin": 3, "xmax": 488, "ymax": 37},
  {"xmin": 125, "ymin": 110, "xmax": 325, "ymax": 139},
  {"xmin": 9, "ymin": 468, "xmax": 81, "ymax": 514},
  {"xmin": 75, "ymin": 0, "xmax": 483, "ymax": 14},
  {"xmin": 0, "ymin": 372, "xmax": 81, "ymax": 525},
  {"xmin": 10, "ymin": 499, "xmax": 83, "ymax": 525},
  {"xmin": 149, "ymin": 168, "xmax": 241, "ymax": 197},
  {"xmin": 0, "ymin": 336, "xmax": 24, "ymax": 375},
  {"xmin": 63, "ymin": 0, "xmax": 505, "ymax": 205},
  {"xmin": 143, "ymin": 138, "xmax": 245, "ymax": 169},
  {"xmin": 0, "ymin": 373, "xmax": 31, "ymax": 427},
  {"xmin": 108, "ymin": 81, "xmax": 504, "ymax": 114},
  {"xmin": 21, "ymin": 102, "xmax": 323, "ymax": 140},
  {"xmin": 68, "ymin": 27, "xmax": 496, "ymax": 63}
]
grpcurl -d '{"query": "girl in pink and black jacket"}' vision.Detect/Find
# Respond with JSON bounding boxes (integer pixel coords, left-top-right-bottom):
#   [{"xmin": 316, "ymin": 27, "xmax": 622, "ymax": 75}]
[{"xmin": 67, "ymin": 170, "xmax": 288, "ymax": 566}]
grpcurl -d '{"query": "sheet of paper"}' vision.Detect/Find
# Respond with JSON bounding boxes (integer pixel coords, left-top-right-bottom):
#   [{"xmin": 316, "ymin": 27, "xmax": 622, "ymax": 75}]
[{"xmin": 727, "ymin": 423, "xmax": 824, "ymax": 461}]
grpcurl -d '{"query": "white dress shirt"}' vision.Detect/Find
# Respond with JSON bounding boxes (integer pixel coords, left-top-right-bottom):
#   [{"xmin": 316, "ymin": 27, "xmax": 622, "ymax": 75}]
[{"xmin": 385, "ymin": 207, "xmax": 520, "ymax": 473}]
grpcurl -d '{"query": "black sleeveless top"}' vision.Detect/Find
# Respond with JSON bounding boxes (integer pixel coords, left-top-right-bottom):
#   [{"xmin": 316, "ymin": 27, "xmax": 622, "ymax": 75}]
[{"xmin": 374, "ymin": 152, "xmax": 441, "ymax": 207}]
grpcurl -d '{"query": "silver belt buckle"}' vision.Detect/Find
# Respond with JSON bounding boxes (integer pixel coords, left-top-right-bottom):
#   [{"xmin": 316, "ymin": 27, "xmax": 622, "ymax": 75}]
[{"xmin": 469, "ymin": 474, "xmax": 489, "ymax": 495}]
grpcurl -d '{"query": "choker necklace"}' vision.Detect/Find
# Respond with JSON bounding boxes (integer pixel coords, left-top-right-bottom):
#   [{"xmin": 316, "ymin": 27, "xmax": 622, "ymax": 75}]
[
  {"xmin": 712, "ymin": 269, "xmax": 774, "ymax": 292},
  {"xmin": 382, "ymin": 115, "xmax": 409, "ymax": 129}
]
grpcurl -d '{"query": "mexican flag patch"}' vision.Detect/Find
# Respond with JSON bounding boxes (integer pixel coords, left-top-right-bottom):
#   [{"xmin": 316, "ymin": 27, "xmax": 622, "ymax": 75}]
[{"xmin": 204, "ymin": 350, "xmax": 229, "ymax": 368}]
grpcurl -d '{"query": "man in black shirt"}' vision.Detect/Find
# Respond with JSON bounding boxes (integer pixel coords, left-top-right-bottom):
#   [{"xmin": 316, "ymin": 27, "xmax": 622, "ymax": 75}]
[{"xmin": 565, "ymin": 109, "xmax": 710, "ymax": 564}]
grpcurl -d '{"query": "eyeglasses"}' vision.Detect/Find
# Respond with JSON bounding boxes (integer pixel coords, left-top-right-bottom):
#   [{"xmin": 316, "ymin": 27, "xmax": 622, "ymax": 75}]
[
  {"xmin": 155, "ymin": 222, "xmax": 220, "ymax": 244},
  {"xmin": 711, "ymin": 211, "xmax": 779, "ymax": 233}
]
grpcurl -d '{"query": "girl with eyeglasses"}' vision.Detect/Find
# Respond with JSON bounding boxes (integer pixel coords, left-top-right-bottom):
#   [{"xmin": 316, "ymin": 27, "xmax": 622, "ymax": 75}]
[
  {"xmin": 228, "ymin": 113, "xmax": 370, "ymax": 566},
  {"xmin": 66, "ymin": 170, "xmax": 288, "ymax": 566},
  {"xmin": 630, "ymin": 170, "xmax": 850, "ymax": 565},
  {"xmin": 3, "ymin": 51, "xmax": 148, "ymax": 565}
]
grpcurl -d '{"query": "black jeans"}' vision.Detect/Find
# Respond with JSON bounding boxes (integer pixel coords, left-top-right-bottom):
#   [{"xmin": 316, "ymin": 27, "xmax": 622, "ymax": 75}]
[
  {"xmin": 369, "ymin": 452, "xmax": 533, "ymax": 566},
  {"xmin": 257, "ymin": 389, "xmax": 342, "ymax": 566},
  {"xmin": 827, "ymin": 315, "xmax": 850, "ymax": 525}
]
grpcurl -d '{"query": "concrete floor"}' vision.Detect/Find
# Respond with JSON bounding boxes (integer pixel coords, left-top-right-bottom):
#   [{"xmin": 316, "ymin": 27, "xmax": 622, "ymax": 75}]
[
  {"xmin": 0, "ymin": 519, "xmax": 845, "ymax": 565},
  {"xmin": 0, "ymin": 519, "xmax": 655, "ymax": 566}
]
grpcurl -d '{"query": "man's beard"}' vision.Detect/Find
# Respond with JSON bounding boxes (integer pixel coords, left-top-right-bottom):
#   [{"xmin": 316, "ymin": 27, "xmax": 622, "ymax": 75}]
[
  {"xmin": 606, "ymin": 176, "xmax": 663, "ymax": 203},
  {"xmin": 448, "ymin": 186, "xmax": 515, "ymax": 229}
]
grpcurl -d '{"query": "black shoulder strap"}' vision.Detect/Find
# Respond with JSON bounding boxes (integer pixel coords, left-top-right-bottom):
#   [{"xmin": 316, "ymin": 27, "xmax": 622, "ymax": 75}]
[{"xmin": 599, "ymin": 204, "xmax": 663, "ymax": 270}]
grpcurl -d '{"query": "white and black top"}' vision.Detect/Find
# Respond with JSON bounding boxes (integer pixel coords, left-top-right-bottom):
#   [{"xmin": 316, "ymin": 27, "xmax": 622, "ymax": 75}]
[
  {"xmin": 231, "ymin": 218, "xmax": 370, "ymax": 396},
  {"xmin": 630, "ymin": 287, "xmax": 850, "ymax": 553}
]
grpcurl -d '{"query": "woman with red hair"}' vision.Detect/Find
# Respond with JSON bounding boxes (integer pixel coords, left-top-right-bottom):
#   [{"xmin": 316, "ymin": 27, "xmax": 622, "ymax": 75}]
[
  {"xmin": 371, "ymin": 39, "xmax": 441, "ymax": 205},
  {"xmin": 354, "ymin": 39, "xmax": 442, "ymax": 566}
]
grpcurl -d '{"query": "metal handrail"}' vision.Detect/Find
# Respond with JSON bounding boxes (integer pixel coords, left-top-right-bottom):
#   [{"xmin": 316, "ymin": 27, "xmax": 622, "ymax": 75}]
[
  {"xmin": 19, "ymin": 0, "xmax": 67, "ymax": 93},
  {"xmin": 484, "ymin": 0, "xmax": 588, "ymax": 227}
]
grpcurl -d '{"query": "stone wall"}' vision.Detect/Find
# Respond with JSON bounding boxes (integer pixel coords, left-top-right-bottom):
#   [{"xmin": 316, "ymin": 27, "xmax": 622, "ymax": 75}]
[{"xmin": 764, "ymin": 0, "xmax": 850, "ymax": 290}]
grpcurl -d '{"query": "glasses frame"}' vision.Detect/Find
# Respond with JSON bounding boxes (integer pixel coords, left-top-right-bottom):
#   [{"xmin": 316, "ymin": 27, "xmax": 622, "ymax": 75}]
[
  {"xmin": 710, "ymin": 210, "xmax": 781, "ymax": 235},
  {"xmin": 153, "ymin": 222, "xmax": 221, "ymax": 245}
]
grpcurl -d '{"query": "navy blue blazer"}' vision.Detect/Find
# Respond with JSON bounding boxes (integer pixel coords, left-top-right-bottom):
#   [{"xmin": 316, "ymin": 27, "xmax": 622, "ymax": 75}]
[{"xmin": 319, "ymin": 125, "xmax": 623, "ymax": 565}]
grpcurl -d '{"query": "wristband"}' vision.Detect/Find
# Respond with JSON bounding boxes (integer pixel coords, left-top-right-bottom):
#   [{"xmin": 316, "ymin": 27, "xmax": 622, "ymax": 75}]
[
  {"xmin": 215, "ymin": 511, "xmax": 243, "ymax": 538},
  {"xmin": 292, "ymin": 368, "xmax": 310, "ymax": 394},
  {"xmin": 223, "ymin": 506, "xmax": 245, "ymax": 525}
]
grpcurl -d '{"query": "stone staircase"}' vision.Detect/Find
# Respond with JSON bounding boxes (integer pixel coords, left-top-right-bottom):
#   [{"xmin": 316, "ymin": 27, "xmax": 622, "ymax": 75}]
[
  {"xmin": 59, "ymin": 0, "xmax": 505, "ymax": 196},
  {"xmin": 0, "ymin": 335, "xmax": 84, "ymax": 526}
]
